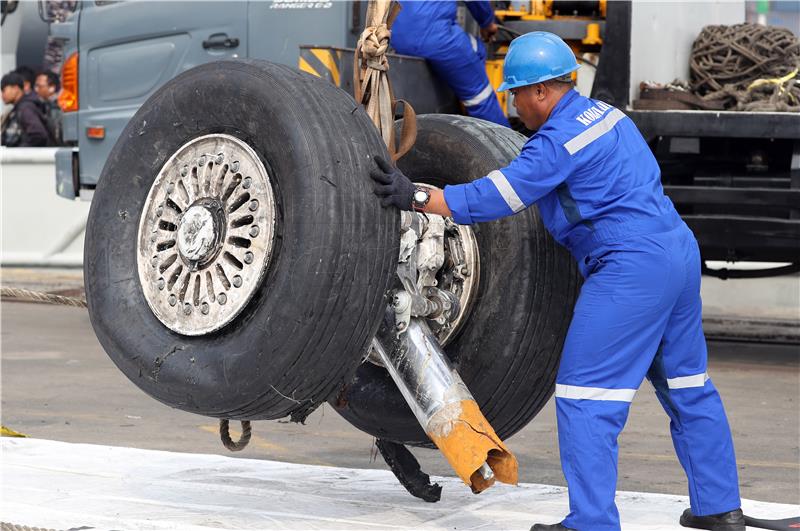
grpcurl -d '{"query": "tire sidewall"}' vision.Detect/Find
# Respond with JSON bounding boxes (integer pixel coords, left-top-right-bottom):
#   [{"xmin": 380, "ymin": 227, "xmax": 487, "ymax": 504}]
[{"xmin": 85, "ymin": 60, "xmax": 397, "ymax": 419}]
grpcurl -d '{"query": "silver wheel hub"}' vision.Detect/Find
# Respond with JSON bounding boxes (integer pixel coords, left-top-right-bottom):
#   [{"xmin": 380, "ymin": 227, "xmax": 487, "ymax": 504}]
[
  {"xmin": 137, "ymin": 134, "xmax": 276, "ymax": 336},
  {"xmin": 178, "ymin": 206, "xmax": 216, "ymax": 261},
  {"xmin": 176, "ymin": 199, "xmax": 224, "ymax": 268}
]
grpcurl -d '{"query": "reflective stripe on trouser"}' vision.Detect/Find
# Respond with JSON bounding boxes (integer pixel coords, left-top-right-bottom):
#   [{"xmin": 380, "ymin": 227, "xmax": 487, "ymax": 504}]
[{"xmin": 556, "ymin": 225, "xmax": 740, "ymax": 531}]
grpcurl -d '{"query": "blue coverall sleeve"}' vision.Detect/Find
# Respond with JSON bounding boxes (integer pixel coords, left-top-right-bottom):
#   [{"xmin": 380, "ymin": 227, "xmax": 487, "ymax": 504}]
[
  {"xmin": 443, "ymin": 134, "xmax": 572, "ymax": 225},
  {"xmin": 465, "ymin": 1, "xmax": 495, "ymax": 28}
]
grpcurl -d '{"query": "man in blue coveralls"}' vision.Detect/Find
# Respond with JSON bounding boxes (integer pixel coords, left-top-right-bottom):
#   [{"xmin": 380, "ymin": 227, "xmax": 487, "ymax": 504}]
[
  {"xmin": 370, "ymin": 32, "xmax": 744, "ymax": 531},
  {"xmin": 392, "ymin": 0, "xmax": 510, "ymax": 127}
]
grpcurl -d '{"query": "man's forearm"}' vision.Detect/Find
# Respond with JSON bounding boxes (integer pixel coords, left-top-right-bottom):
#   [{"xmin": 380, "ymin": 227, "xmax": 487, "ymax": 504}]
[{"xmin": 419, "ymin": 188, "xmax": 452, "ymax": 218}]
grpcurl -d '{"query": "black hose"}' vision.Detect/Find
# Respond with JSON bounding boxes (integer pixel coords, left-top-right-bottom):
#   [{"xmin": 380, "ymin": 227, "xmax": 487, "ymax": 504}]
[{"xmin": 701, "ymin": 261, "xmax": 800, "ymax": 280}]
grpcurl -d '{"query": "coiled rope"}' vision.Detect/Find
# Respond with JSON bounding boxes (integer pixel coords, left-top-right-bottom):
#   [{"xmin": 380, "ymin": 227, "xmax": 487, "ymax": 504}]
[{"xmin": 690, "ymin": 23, "xmax": 800, "ymax": 111}]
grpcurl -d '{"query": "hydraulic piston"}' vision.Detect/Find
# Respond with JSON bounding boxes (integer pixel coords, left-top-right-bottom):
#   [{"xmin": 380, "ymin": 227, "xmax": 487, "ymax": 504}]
[{"xmin": 374, "ymin": 319, "xmax": 518, "ymax": 493}]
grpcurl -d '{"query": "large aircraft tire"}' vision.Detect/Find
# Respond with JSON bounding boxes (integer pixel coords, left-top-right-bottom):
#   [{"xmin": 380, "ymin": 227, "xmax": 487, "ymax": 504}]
[{"xmin": 84, "ymin": 59, "xmax": 399, "ymax": 421}]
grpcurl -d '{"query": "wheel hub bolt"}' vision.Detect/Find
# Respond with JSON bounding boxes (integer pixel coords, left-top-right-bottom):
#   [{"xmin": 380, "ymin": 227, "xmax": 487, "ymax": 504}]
[
  {"xmin": 156, "ymin": 207, "xmax": 163, "ymax": 217},
  {"xmin": 249, "ymin": 226, "xmax": 259, "ymax": 238},
  {"xmin": 201, "ymin": 302, "xmax": 210, "ymax": 315},
  {"xmin": 180, "ymin": 165, "xmax": 188, "ymax": 177},
  {"xmin": 243, "ymin": 252, "xmax": 254, "ymax": 264},
  {"xmin": 183, "ymin": 303, "xmax": 192, "ymax": 315},
  {"xmin": 177, "ymin": 204, "xmax": 219, "ymax": 264},
  {"xmin": 166, "ymin": 182, "xmax": 175, "ymax": 194},
  {"xmin": 215, "ymin": 153, "xmax": 224, "ymax": 164},
  {"xmin": 242, "ymin": 177, "xmax": 252, "ymax": 189},
  {"xmin": 197, "ymin": 156, "xmax": 206, "ymax": 167},
  {"xmin": 218, "ymin": 293, "xmax": 227, "ymax": 305},
  {"xmin": 231, "ymin": 161, "xmax": 240, "ymax": 172},
  {"xmin": 232, "ymin": 275, "xmax": 243, "ymax": 288},
  {"xmin": 157, "ymin": 278, "xmax": 165, "ymax": 290},
  {"xmin": 248, "ymin": 200, "xmax": 259, "ymax": 212},
  {"xmin": 168, "ymin": 294, "xmax": 177, "ymax": 306}
]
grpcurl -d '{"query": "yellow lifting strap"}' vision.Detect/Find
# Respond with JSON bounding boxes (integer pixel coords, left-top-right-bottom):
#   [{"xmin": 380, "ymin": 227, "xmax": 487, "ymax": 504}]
[{"xmin": 353, "ymin": 0, "xmax": 417, "ymax": 162}]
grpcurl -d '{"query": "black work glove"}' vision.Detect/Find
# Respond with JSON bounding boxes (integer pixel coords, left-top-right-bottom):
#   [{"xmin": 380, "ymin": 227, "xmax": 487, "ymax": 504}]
[{"xmin": 370, "ymin": 155, "xmax": 415, "ymax": 211}]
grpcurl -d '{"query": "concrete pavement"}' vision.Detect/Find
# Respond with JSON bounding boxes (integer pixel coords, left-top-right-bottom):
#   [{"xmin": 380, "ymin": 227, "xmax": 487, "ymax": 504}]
[
  {"xmin": 4, "ymin": 438, "xmax": 798, "ymax": 531},
  {"xmin": 2, "ymin": 300, "xmax": 798, "ymax": 506}
]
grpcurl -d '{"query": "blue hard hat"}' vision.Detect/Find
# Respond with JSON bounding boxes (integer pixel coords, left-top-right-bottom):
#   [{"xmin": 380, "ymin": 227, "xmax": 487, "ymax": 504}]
[{"xmin": 497, "ymin": 32, "xmax": 579, "ymax": 92}]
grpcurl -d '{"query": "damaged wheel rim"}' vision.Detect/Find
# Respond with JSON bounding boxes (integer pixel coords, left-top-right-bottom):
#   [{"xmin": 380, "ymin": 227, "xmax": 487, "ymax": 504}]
[
  {"xmin": 136, "ymin": 133, "xmax": 276, "ymax": 336},
  {"xmin": 366, "ymin": 207, "xmax": 480, "ymax": 367},
  {"xmin": 435, "ymin": 217, "xmax": 480, "ymax": 345}
]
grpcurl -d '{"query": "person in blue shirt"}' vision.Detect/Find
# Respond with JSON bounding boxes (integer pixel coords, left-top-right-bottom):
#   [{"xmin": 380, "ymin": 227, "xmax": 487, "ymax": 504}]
[
  {"xmin": 371, "ymin": 32, "xmax": 744, "ymax": 531},
  {"xmin": 391, "ymin": 1, "xmax": 510, "ymax": 127}
]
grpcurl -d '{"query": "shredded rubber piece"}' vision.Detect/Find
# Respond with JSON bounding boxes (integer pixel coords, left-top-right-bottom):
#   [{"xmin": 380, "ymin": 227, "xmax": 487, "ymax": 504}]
[{"xmin": 375, "ymin": 439, "xmax": 442, "ymax": 503}]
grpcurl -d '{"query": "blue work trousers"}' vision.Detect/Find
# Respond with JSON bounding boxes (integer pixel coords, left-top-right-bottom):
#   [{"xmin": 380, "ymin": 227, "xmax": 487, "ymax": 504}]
[
  {"xmin": 393, "ymin": 23, "xmax": 509, "ymax": 127},
  {"xmin": 557, "ymin": 224, "xmax": 741, "ymax": 531}
]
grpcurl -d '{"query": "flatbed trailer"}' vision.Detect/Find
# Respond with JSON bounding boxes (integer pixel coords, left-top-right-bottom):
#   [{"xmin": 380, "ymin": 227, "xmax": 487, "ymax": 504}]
[{"xmin": 627, "ymin": 110, "xmax": 800, "ymax": 265}]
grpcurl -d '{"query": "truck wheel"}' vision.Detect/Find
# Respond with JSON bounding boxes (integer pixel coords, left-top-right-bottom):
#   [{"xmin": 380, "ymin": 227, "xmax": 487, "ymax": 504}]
[
  {"xmin": 332, "ymin": 115, "xmax": 581, "ymax": 445},
  {"xmin": 84, "ymin": 60, "xmax": 398, "ymax": 421}
]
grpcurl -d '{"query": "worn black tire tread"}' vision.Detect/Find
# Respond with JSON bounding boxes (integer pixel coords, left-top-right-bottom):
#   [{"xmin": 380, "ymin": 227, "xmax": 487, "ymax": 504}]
[{"xmin": 85, "ymin": 59, "xmax": 398, "ymax": 421}]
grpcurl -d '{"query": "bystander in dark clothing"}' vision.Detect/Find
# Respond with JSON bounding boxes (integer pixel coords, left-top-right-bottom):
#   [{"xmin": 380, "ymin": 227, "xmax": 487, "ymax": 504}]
[
  {"xmin": 2, "ymin": 73, "xmax": 53, "ymax": 147},
  {"xmin": 35, "ymin": 71, "xmax": 63, "ymax": 144}
]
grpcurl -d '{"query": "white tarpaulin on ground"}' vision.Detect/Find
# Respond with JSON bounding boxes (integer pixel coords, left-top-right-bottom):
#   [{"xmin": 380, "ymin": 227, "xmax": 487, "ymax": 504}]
[{"xmin": 1, "ymin": 438, "xmax": 797, "ymax": 530}]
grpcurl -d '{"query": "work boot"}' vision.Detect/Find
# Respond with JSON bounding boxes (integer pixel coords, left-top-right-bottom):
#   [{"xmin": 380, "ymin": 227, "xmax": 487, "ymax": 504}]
[
  {"xmin": 530, "ymin": 524, "xmax": 576, "ymax": 531},
  {"xmin": 679, "ymin": 508, "xmax": 745, "ymax": 531}
]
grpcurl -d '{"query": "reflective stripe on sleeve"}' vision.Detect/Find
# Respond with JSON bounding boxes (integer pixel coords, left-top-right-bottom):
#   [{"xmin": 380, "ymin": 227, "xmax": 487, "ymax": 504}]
[
  {"xmin": 463, "ymin": 83, "xmax": 495, "ymax": 107},
  {"xmin": 555, "ymin": 383, "xmax": 637, "ymax": 402},
  {"xmin": 564, "ymin": 108, "xmax": 625, "ymax": 155},
  {"xmin": 667, "ymin": 372, "xmax": 709, "ymax": 389},
  {"xmin": 487, "ymin": 170, "xmax": 525, "ymax": 213}
]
